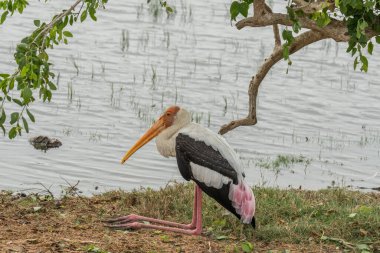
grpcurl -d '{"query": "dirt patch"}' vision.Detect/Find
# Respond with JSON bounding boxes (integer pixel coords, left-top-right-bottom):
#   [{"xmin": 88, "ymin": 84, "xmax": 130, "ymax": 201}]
[{"xmin": 0, "ymin": 187, "xmax": 370, "ymax": 252}]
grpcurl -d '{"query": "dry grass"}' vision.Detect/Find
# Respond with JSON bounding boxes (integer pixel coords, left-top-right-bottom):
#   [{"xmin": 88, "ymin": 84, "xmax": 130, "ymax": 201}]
[{"xmin": 0, "ymin": 183, "xmax": 379, "ymax": 253}]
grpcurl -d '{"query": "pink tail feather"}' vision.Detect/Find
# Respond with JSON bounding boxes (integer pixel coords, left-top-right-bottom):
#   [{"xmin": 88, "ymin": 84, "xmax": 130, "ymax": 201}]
[{"xmin": 228, "ymin": 181, "xmax": 256, "ymax": 224}]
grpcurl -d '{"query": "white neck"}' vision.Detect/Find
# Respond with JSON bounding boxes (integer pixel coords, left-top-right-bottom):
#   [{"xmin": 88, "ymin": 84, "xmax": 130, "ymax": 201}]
[{"xmin": 156, "ymin": 109, "xmax": 191, "ymax": 157}]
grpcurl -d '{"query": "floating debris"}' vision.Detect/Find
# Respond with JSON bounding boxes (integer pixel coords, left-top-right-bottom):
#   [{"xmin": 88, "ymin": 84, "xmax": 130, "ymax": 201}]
[{"xmin": 29, "ymin": 136, "xmax": 62, "ymax": 151}]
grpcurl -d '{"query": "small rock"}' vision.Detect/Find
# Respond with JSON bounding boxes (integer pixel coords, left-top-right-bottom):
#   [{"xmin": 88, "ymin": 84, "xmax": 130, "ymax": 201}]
[{"xmin": 29, "ymin": 136, "xmax": 62, "ymax": 151}]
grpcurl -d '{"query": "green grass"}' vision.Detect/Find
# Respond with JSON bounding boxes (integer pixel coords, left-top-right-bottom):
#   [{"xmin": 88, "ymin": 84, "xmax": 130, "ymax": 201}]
[
  {"xmin": 102, "ymin": 183, "xmax": 379, "ymax": 252},
  {"xmin": 2, "ymin": 183, "xmax": 379, "ymax": 252}
]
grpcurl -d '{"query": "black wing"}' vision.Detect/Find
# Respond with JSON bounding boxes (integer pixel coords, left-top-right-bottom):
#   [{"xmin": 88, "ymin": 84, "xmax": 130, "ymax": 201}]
[{"xmin": 175, "ymin": 133, "xmax": 238, "ymax": 184}]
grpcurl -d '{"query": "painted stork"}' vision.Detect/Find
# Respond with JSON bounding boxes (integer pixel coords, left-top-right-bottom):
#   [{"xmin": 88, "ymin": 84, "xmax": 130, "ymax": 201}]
[{"xmin": 106, "ymin": 106, "xmax": 256, "ymax": 235}]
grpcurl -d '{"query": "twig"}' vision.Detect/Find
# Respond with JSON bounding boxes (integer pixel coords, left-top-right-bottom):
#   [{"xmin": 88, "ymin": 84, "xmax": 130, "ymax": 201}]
[
  {"xmin": 35, "ymin": 182, "xmax": 55, "ymax": 199},
  {"xmin": 32, "ymin": 0, "xmax": 84, "ymax": 45},
  {"xmin": 219, "ymin": 31, "xmax": 326, "ymax": 135}
]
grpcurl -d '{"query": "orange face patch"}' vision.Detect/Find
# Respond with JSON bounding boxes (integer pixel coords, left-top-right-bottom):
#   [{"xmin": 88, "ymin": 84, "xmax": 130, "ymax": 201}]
[{"xmin": 162, "ymin": 106, "xmax": 180, "ymax": 127}]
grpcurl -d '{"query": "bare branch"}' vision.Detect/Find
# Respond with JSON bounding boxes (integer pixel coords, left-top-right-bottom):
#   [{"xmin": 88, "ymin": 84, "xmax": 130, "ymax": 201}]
[
  {"xmin": 273, "ymin": 24, "xmax": 281, "ymax": 47},
  {"xmin": 253, "ymin": 0, "xmax": 266, "ymax": 17},
  {"xmin": 219, "ymin": 30, "xmax": 326, "ymax": 135},
  {"xmin": 262, "ymin": 3, "xmax": 281, "ymax": 47}
]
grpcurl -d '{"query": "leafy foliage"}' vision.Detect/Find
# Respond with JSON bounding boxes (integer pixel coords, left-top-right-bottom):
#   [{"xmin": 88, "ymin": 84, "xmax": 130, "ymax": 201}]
[
  {"xmin": 0, "ymin": 0, "xmax": 108, "ymax": 138},
  {"xmin": 230, "ymin": 0, "xmax": 253, "ymax": 21},
  {"xmin": 230, "ymin": 0, "xmax": 380, "ymax": 72},
  {"xmin": 0, "ymin": 0, "xmax": 29, "ymax": 25}
]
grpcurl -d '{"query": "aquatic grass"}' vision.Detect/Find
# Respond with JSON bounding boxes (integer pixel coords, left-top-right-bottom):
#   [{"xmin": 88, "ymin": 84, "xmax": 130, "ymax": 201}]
[
  {"xmin": 163, "ymin": 30, "xmax": 170, "ymax": 49},
  {"xmin": 136, "ymin": 3, "xmax": 143, "ymax": 19},
  {"xmin": 71, "ymin": 57, "xmax": 80, "ymax": 76},
  {"xmin": 191, "ymin": 111, "xmax": 204, "ymax": 124},
  {"xmin": 151, "ymin": 65, "xmax": 157, "ymax": 90},
  {"xmin": 255, "ymin": 154, "xmax": 312, "ymax": 173},
  {"xmin": 121, "ymin": 29, "xmax": 130, "ymax": 52},
  {"xmin": 62, "ymin": 127, "xmax": 73, "ymax": 136},
  {"xmin": 89, "ymin": 131, "xmax": 102, "ymax": 142},
  {"xmin": 148, "ymin": 0, "xmax": 162, "ymax": 21},
  {"xmin": 100, "ymin": 61, "xmax": 106, "ymax": 73},
  {"xmin": 76, "ymin": 96, "xmax": 82, "ymax": 111},
  {"xmin": 67, "ymin": 81, "xmax": 74, "ymax": 102},
  {"xmin": 56, "ymin": 72, "xmax": 61, "ymax": 87},
  {"xmin": 222, "ymin": 95, "xmax": 228, "ymax": 116}
]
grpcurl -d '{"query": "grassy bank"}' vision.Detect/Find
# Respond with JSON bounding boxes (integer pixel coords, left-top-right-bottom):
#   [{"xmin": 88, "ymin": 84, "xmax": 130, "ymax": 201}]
[{"xmin": 0, "ymin": 183, "xmax": 379, "ymax": 252}]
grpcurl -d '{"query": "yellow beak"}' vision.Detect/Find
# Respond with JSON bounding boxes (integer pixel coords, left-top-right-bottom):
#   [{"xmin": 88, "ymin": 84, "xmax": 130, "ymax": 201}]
[{"xmin": 121, "ymin": 117, "xmax": 166, "ymax": 164}]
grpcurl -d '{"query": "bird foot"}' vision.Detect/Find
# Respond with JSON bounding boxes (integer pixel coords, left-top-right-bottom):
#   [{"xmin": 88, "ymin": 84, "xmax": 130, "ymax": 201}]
[
  {"xmin": 104, "ymin": 214, "xmax": 195, "ymax": 229},
  {"xmin": 103, "ymin": 214, "xmax": 140, "ymax": 224},
  {"xmin": 103, "ymin": 214, "xmax": 201, "ymax": 235},
  {"xmin": 105, "ymin": 221, "xmax": 143, "ymax": 230}
]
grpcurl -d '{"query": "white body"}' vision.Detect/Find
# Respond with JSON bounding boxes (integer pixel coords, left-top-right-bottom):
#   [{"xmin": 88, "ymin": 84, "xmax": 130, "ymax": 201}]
[{"xmin": 155, "ymin": 109, "xmax": 255, "ymax": 224}]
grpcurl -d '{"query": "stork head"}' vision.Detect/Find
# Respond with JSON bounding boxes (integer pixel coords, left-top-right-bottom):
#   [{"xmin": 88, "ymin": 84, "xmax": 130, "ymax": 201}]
[{"xmin": 121, "ymin": 105, "xmax": 186, "ymax": 164}]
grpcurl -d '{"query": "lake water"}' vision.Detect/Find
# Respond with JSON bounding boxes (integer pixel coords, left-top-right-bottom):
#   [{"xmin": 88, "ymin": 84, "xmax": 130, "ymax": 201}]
[{"xmin": 0, "ymin": 0, "xmax": 379, "ymax": 195}]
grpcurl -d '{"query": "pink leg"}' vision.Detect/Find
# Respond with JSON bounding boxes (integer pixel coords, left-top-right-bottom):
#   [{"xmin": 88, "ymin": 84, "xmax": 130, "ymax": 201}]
[{"xmin": 105, "ymin": 185, "xmax": 203, "ymax": 235}]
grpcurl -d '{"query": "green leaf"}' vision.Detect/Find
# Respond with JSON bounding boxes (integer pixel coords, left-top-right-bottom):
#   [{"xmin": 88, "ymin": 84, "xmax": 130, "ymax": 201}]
[
  {"xmin": 166, "ymin": 6, "xmax": 173, "ymax": 13},
  {"xmin": 10, "ymin": 112, "xmax": 19, "ymax": 125},
  {"xmin": 80, "ymin": 10, "xmax": 87, "ymax": 22},
  {"xmin": 348, "ymin": 212, "xmax": 357, "ymax": 218},
  {"xmin": 241, "ymin": 241, "xmax": 253, "ymax": 253},
  {"xmin": 26, "ymin": 108, "xmax": 35, "ymax": 122},
  {"xmin": 0, "ymin": 124, "xmax": 5, "ymax": 136},
  {"xmin": 376, "ymin": 36, "xmax": 380, "ymax": 44},
  {"xmin": 216, "ymin": 235, "xmax": 228, "ymax": 240},
  {"xmin": 47, "ymin": 81, "xmax": 57, "ymax": 91},
  {"xmin": 367, "ymin": 41, "xmax": 373, "ymax": 55},
  {"xmin": 353, "ymin": 57, "xmax": 359, "ymax": 70},
  {"xmin": 38, "ymin": 51, "xmax": 49, "ymax": 61},
  {"xmin": 356, "ymin": 244, "xmax": 370, "ymax": 250},
  {"xmin": 0, "ymin": 108, "xmax": 6, "ymax": 125},
  {"xmin": 239, "ymin": 2, "xmax": 249, "ymax": 18},
  {"xmin": 282, "ymin": 29, "xmax": 294, "ymax": 44},
  {"xmin": 230, "ymin": 1, "xmax": 240, "ymax": 21},
  {"xmin": 89, "ymin": 7, "xmax": 97, "ymax": 21},
  {"xmin": 22, "ymin": 117, "xmax": 29, "ymax": 133},
  {"xmin": 283, "ymin": 44, "xmax": 290, "ymax": 60},
  {"xmin": 12, "ymin": 98, "xmax": 23, "ymax": 106},
  {"xmin": 33, "ymin": 19, "xmax": 40, "ymax": 27},
  {"xmin": 8, "ymin": 126, "xmax": 17, "ymax": 139},
  {"xmin": 9, "ymin": 78, "xmax": 14, "ymax": 90},
  {"xmin": 23, "ymin": 87, "xmax": 32, "ymax": 101},
  {"xmin": 63, "ymin": 31, "xmax": 73, "ymax": 37},
  {"xmin": 316, "ymin": 12, "xmax": 331, "ymax": 27},
  {"xmin": 69, "ymin": 15, "xmax": 74, "ymax": 25},
  {"xmin": 0, "ymin": 11, "xmax": 8, "ymax": 24},
  {"xmin": 360, "ymin": 55, "xmax": 368, "ymax": 72},
  {"xmin": 0, "ymin": 73, "xmax": 10, "ymax": 78},
  {"xmin": 21, "ymin": 64, "xmax": 30, "ymax": 77}
]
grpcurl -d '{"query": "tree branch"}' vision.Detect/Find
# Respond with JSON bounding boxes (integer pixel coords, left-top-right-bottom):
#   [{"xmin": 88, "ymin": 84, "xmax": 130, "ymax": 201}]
[
  {"xmin": 34, "ymin": 0, "xmax": 83, "ymax": 44},
  {"xmin": 236, "ymin": 13, "xmax": 379, "ymax": 42},
  {"xmin": 273, "ymin": 24, "xmax": 281, "ymax": 47},
  {"xmin": 219, "ymin": 30, "xmax": 326, "ymax": 135},
  {"xmin": 292, "ymin": 0, "xmax": 334, "ymax": 14},
  {"xmin": 263, "ymin": 3, "xmax": 281, "ymax": 47},
  {"xmin": 253, "ymin": 0, "xmax": 266, "ymax": 17}
]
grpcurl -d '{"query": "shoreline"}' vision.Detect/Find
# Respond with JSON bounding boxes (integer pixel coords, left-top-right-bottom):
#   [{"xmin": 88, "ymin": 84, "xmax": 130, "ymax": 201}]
[{"xmin": 1, "ymin": 183, "xmax": 379, "ymax": 252}]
